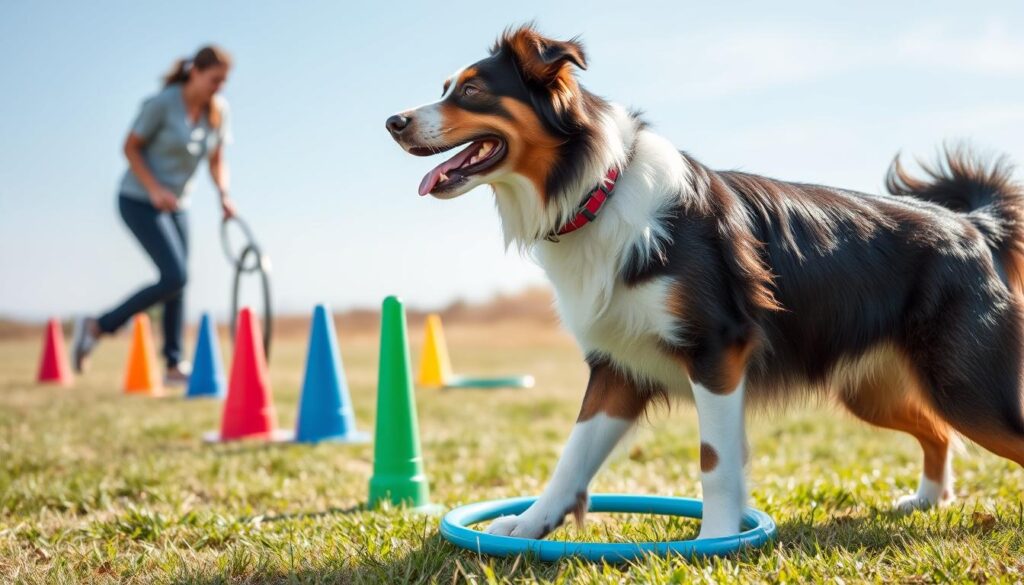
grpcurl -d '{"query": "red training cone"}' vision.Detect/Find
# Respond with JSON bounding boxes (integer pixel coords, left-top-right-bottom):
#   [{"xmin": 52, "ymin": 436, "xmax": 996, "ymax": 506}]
[
  {"xmin": 211, "ymin": 307, "xmax": 288, "ymax": 441},
  {"xmin": 37, "ymin": 318, "xmax": 72, "ymax": 386}
]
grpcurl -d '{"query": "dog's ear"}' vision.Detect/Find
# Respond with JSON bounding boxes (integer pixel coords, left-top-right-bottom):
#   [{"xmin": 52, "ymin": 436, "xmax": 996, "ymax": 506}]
[
  {"xmin": 496, "ymin": 25, "xmax": 587, "ymax": 87},
  {"xmin": 493, "ymin": 24, "xmax": 592, "ymax": 135}
]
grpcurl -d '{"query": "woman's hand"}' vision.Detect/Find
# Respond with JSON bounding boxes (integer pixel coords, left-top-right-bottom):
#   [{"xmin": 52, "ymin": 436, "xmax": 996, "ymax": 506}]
[
  {"xmin": 148, "ymin": 186, "xmax": 179, "ymax": 212},
  {"xmin": 220, "ymin": 194, "xmax": 237, "ymax": 220}
]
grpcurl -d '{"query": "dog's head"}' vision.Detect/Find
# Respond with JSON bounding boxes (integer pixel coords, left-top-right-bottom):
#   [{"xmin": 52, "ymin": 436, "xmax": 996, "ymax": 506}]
[{"xmin": 386, "ymin": 25, "xmax": 605, "ymax": 204}]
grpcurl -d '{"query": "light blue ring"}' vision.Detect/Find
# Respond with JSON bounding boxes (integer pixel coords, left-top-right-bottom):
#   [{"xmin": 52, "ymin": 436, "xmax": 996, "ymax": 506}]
[
  {"xmin": 444, "ymin": 375, "xmax": 535, "ymax": 390},
  {"xmin": 440, "ymin": 494, "xmax": 776, "ymax": 562}
]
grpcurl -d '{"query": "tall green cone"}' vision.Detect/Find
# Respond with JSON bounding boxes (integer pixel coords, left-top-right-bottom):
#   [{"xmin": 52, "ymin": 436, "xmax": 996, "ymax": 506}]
[{"xmin": 368, "ymin": 296, "xmax": 431, "ymax": 509}]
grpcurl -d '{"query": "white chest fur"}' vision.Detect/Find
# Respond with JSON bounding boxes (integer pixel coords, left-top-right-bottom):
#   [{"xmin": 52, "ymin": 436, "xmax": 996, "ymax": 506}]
[
  {"xmin": 499, "ymin": 108, "xmax": 696, "ymax": 397},
  {"xmin": 549, "ymin": 271, "xmax": 694, "ymax": 397}
]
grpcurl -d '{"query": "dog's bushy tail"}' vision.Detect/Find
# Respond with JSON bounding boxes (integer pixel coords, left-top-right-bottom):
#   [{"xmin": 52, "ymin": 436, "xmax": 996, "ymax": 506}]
[
  {"xmin": 887, "ymin": 146, "xmax": 1024, "ymax": 294},
  {"xmin": 889, "ymin": 149, "xmax": 1024, "ymax": 456}
]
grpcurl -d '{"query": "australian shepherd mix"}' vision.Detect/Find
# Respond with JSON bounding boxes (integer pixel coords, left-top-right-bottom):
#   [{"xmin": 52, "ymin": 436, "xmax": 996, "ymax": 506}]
[{"xmin": 387, "ymin": 25, "xmax": 1024, "ymax": 539}]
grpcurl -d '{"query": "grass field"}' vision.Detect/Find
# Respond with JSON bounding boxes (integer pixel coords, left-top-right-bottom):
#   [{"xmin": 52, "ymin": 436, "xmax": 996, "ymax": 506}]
[{"xmin": 1, "ymin": 316, "xmax": 1023, "ymax": 584}]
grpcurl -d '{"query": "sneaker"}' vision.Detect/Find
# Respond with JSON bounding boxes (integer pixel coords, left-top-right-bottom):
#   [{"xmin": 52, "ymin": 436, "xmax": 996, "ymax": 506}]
[
  {"xmin": 164, "ymin": 361, "xmax": 192, "ymax": 386},
  {"xmin": 71, "ymin": 316, "xmax": 99, "ymax": 373}
]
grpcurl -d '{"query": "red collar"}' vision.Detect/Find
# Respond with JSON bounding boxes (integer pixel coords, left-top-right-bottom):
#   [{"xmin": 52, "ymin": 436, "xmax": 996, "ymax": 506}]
[{"xmin": 547, "ymin": 168, "xmax": 620, "ymax": 242}]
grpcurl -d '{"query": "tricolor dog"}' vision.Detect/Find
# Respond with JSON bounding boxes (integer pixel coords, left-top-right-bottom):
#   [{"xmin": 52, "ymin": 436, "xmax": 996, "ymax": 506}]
[{"xmin": 386, "ymin": 25, "xmax": 1024, "ymax": 539}]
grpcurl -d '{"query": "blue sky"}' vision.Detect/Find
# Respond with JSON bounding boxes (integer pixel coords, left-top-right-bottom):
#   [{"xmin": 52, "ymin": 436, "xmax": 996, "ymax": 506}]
[{"xmin": 2, "ymin": 1, "xmax": 1023, "ymax": 321}]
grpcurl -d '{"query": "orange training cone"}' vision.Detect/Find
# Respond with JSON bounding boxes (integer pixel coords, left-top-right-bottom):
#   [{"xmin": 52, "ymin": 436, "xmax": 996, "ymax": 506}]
[
  {"xmin": 37, "ymin": 318, "xmax": 72, "ymax": 386},
  {"xmin": 417, "ymin": 314, "xmax": 453, "ymax": 388},
  {"xmin": 209, "ymin": 307, "xmax": 289, "ymax": 442},
  {"xmin": 123, "ymin": 314, "xmax": 162, "ymax": 395}
]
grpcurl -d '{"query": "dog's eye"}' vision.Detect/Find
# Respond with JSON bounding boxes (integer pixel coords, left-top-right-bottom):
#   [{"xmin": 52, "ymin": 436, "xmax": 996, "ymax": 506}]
[{"xmin": 462, "ymin": 84, "xmax": 481, "ymax": 97}]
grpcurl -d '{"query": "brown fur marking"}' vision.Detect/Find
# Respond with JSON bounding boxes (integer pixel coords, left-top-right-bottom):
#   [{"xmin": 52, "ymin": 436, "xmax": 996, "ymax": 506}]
[
  {"xmin": 499, "ymin": 98, "xmax": 565, "ymax": 198},
  {"xmin": 700, "ymin": 442, "xmax": 719, "ymax": 472},
  {"xmin": 577, "ymin": 360, "xmax": 652, "ymax": 422},
  {"xmin": 665, "ymin": 280, "xmax": 687, "ymax": 317},
  {"xmin": 840, "ymin": 347, "xmax": 952, "ymax": 482},
  {"xmin": 661, "ymin": 281, "xmax": 695, "ymax": 378},
  {"xmin": 457, "ymin": 67, "xmax": 478, "ymax": 84},
  {"xmin": 659, "ymin": 338, "xmax": 753, "ymax": 395},
  {"xmin": 710, "ymin": 340, "xmax": 756, "ymax": 395},
  {"xmin": 571, "ymin": 491, "xmax": 588, "ymax": 527}
]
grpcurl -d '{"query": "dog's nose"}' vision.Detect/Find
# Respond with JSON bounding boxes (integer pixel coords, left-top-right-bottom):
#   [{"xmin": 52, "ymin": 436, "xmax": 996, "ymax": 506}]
[{"xmin": 386, "ymin": 114, "xmax": 411, "ymax": 137}]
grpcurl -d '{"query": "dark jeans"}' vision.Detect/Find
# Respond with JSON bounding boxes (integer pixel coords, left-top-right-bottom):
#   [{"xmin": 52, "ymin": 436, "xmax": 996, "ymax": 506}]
[{"xmin": 97, "ymin": 196, "xmax": 189, "ymax": 368}]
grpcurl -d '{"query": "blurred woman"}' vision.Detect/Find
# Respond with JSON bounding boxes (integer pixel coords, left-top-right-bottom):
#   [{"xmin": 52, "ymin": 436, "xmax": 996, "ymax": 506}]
[{"xmin": 73, "ymin": 45, "xmax": 236, "ymax": 384}]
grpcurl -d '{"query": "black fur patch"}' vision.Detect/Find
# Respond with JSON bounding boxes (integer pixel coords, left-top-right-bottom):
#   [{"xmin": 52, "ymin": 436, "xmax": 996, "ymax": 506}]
[{"xmin": 636, "ymin": 147, "xmax": 1024, "ymax": 435}]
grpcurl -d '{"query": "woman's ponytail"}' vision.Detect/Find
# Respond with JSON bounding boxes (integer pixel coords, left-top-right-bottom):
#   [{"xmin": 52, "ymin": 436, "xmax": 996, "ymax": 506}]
[{"xmin": 162, "ymin": 58, "xmax": 192, "ymax": 87}]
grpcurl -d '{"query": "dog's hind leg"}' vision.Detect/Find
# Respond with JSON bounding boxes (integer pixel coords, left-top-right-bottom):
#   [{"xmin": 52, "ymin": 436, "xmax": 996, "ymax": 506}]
[
  {"xmin": 923, "ymin": 364, "xmax": 1024, "ymax": 469},
  {"xmin": 840, "ymin": 379, "xmax": 955, "ymax": 512},
  {"xmin": 911, "ymin": 302, "xmax": 1024, "ymax": 470},
  {"xmin": 917, "ymin": 375, "xmax": 1024, "ymax": 472}
]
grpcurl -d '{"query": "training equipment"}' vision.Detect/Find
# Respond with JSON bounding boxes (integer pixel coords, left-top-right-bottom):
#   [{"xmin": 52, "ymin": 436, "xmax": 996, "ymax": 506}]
[
  {"xmin": 37, "ymin": 318, "xmax": 72, "ymax": 385},
  {"xmin": 416, "ymin": 313, "xmax": 534, "ymax": 390},
  {"xmin": 186, "ymin": 313, "xmax": 226, "ymax": 399},
  {"xmin": 294, "ymin": 304, "xmax": 369, "ymax": 443},
  {"xmin": 368, "ymin": 296, "xmax": 435, "ymax": 510},
  {"xmin": 204, "ymin": 307, "xmax": 290, "ymax": 442},
  {"xmin": 417, "ymin": 314, "xmax": 453, "ymax": 388},
  {"xmin": 123, "ymin": 313, "xmax": 162, "ymax": 395},
  {"xmin": 221, "ymin": 216, "xmax": 273, "ymax": 361},
  {"xmin": 440, "ymin": 494, "xmax": 777, "ymax": 562},
  {"xmin": 445, "ymin": 374, "xmax": 536, "ymax": 389}
]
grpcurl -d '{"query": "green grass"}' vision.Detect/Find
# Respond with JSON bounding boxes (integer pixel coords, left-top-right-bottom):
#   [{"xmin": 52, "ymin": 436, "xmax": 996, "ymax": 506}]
[{"xmin": 1, "ymin": 322, "xmax": 1023, "ymax": 584}]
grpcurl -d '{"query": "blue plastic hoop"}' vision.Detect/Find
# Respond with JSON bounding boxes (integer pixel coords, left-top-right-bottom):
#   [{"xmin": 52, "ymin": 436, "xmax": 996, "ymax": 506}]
[
  {"xmin": 439, "ymin": 494, "xmax": 776, "ymax": 562},
  {"xmin": 444, "ymin": 374, "xmax": 535, "ymax": 390}
]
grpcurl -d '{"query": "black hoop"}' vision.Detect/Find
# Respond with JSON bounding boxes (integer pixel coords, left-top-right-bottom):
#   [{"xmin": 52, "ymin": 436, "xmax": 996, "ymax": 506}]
[
  {"xmin": 221, "ymin": 217, "xmax": 273, "ymax": 360},
  {"xmin": 221, "ymin": 216, "xmax": 263, "ymax": 274}
]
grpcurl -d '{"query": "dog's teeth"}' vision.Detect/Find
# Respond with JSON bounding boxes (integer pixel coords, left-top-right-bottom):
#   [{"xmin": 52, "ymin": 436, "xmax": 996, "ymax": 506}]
[
  {"xmin": 479, "ymin": 143, "xmax": 492, "ymax": 156},
  {"xmin": 439, "ymin": 172, "xmax": 448, "ymax": 182},
  {"xmin": 469, "ymin": 155, "xmax": 480, "ymax": 165}
]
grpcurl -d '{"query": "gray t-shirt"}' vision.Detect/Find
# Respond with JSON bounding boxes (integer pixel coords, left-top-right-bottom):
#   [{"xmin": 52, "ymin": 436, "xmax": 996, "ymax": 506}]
[{"xmin": 119, "ymin": 84, "xmax": 232, "ymax": 206}]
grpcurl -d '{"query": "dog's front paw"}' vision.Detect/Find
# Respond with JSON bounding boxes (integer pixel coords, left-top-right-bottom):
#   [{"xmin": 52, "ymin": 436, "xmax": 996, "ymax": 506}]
[
  {"xmin": 486, "ymin": 513, "xmax": 555, "ymax": 539},
  {"xmin": 485, "ymin": 492, "xmax": 588, "ymax": 539}
]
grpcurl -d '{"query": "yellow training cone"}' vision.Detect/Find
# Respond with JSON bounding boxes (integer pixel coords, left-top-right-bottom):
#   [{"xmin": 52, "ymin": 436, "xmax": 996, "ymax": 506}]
[
  {"xmin": 417, "ymin": 314, "xmax": 453, "ymax": 388},
  {"xmin": 123, "ymin": 314, "xmax": 162, "ymax": 396}
]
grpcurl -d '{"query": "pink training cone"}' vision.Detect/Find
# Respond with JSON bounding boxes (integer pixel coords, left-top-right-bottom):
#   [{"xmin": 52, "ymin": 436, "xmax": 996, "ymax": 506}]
[
  {"xmin": 211, "ymin": 307, "xmax": 289, "ymax": 441},
  {"xmin": 37, "ymin": 318, "xmax": 72, "ymax": 386}
]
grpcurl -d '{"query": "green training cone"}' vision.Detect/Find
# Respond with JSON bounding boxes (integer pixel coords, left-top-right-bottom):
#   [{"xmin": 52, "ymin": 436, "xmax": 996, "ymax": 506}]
[{"xmin": 368, "ymin": 296, "xmax": 432, "ymax": 510}]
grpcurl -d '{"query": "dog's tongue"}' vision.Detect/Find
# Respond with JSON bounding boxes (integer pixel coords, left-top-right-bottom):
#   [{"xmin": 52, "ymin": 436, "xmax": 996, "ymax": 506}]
[{"xmin": 418, "ymin": 142, "xmax": 478, "ymax": 196}]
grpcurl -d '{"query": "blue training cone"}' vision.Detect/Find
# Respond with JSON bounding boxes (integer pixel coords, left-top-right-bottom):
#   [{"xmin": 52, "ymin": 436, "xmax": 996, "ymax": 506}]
[
  {"xmin": 295, "ymin": 304, "xmax": 369, "ymax": 443},
  {"xmin": 187, "ymin": 313, "xmax": 226, "ymax": 399}
]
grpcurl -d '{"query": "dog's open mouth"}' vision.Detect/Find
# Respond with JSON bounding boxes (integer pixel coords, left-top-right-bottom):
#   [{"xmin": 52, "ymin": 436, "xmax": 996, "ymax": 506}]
[{"xmin": 412, "ymin": 137, "xmax": 507, "ymax": 196}]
